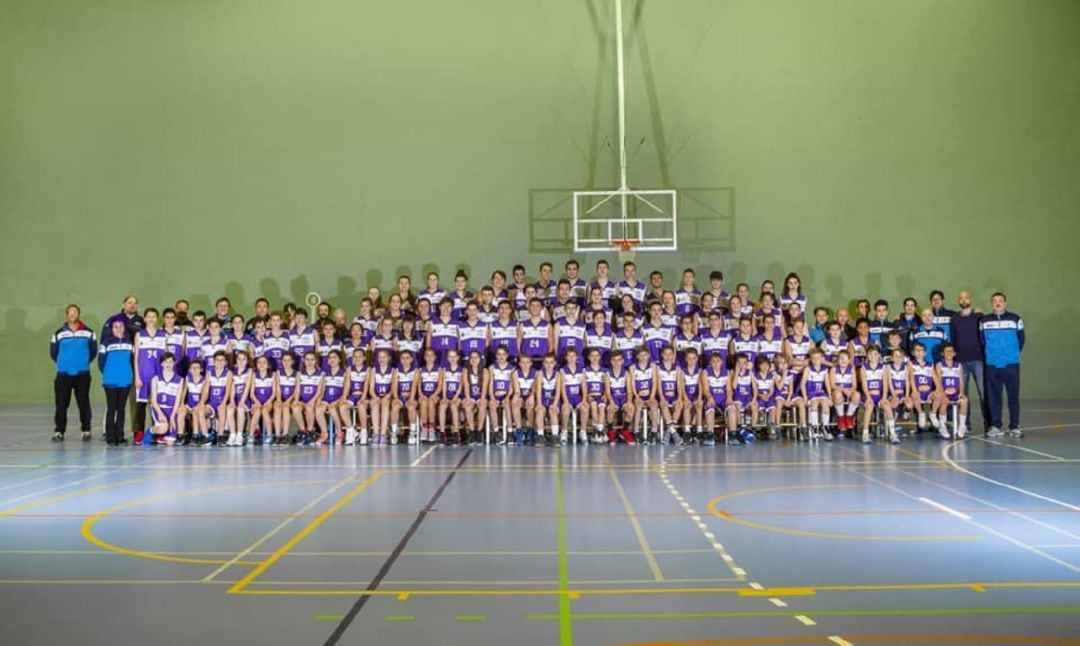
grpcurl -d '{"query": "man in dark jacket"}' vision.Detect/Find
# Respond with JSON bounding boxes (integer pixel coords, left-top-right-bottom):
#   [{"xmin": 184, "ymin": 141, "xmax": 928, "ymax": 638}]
[
  {"xmin": 951, "ymin": 290, "xmax": 986, "ymax": 431},
  {"xmin": 102, "ymin": 295, "xmax": 144, "ymax": 342},
  {"xmin": 51, "ymin": 305, "xmax": 97, "ymax": 441}
]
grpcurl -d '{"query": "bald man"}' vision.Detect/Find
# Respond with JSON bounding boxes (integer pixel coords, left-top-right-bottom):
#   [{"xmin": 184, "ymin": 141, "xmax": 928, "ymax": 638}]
[{"xmin": 950, "ymin": 290, "xmax": 987, "ymax": 431}]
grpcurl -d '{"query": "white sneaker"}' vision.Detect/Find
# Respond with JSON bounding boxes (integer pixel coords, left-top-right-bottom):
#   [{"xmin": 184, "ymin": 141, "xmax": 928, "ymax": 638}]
[
  {"xmin": 889, "ymin": 431, "xmax": 900, "ymax": 444},
  {"xmin": 407, "ymin": 433, "xmax": 417, "ymax": 445},
  {"xmin": 559, "ymin": 431, "xmax": 568, "ymax": 445},
  {"xmin": 358, "ymin": 429, "xmax": 369, "ymax": 445},
  {"xmin": 955, "ymin": 426, "xmax": 966, "ymax": 439},
  {"xmin": 986, "ymin": 427, "xmax": 1004, "ymax": 438},
  {"xmin": 938, "ymin": 428, "xmax": 952, "ymax": 440},
  {"xmin": 344, "ymin": 428, "xmax": 357, "ymax": 446},
  {"xmin": 930, "ymin": 414, "xmax": 942, "ymax": 429},
  {"xmin": 390, "ymin": 433, "xmax": 399, "ymax": 445},
  {"xmin": 577, "ymin": 429, "xmax": 587, "ymax": 444},
  {"xmin": 861, "ymin": 430, "xmax": 871, "ymax": 444}
]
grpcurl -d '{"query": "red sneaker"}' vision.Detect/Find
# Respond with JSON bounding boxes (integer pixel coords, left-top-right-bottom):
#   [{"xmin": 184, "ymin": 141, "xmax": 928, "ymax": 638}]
[
  {"xmin": 607, "ymin": 430, "xmax": 618, "ymax": 443},
  {"xmin": 619, "ymin": 429, "xmax": 636, "ymax": 445}
]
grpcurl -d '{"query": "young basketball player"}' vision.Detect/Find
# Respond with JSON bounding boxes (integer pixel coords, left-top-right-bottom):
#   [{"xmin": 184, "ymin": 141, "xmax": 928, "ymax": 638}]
[
  {"xmin": 560, "ymin": 348, "xmax": 587, "ymax": 445},
  {"xmin": 489, "ymin": 301, "xmax": 519, "ymax": 365},
  {"xmin": 534, "ymin": 353, "xmax": 561, "ymax": 446},
  {"xmin": 605, "ymin": 351, "xmax": 635, "ymax": 444},
  {"xmin": 860, "ymin": 345, "xmax": 898, "ymax": 444},
  {"xmin": 314, "ymin": 350, "xmax": 346, "ymax": 446},
  {"xmin": 223, "ymin": 350, "xmax": 252, "ymax": 446},
  {"xmin": 275, "ymin": 353, "xmax": 299, "ymax": 446},
  {"xmin": 656, "ymin": 345, "xmax": 682, "ymax": 444},
  {"xmin": 726, "ymin": 353, "xmax": 757, "ymax": 443},
  {"xmin": 631, "ymin": 346, "xmax": 659, "ymax": 445},
  {"xmin": 885, "ymin": 347, "xmax": 914, "ymax": 434},
  {"xmin": 678, "ymin": 348, "xmax": 704, "ymax": 443},
  {"xmin": 487, "ymin": 346, "xmax": 515, "ymax": 444},
  {"xmin": 774, "ymin": 354, "xmax": 806, "ymax": 439},
  {"xmin": 133, "ymin": 308, "xmax": 166, "ymax": 442},
  {"xmin": 295, "ymin": 351, "xmax": 324, "ymax": 446},
  {"xmin": 751, "ymin": 355, "xmax": 778, "ymax": 439},
  {"xmin": 729, "ymin": 316, "xmax": 759, "ymax": 368},
  {"xmin": 520, "ymin": 297, "xmax": 551, "ymax": 368},
  {"xmin": 702, "ymin": 351, "xmax": 728, "ymax": 446},
  {"xmin": 932, "ymin": 343, "xmax": 968, "ymax": 439},
  {"xmin": 910, "ymin": 342, "xmax": 938, "ymax": 432},
  {"xmin": 462, "ymin": 350, "xmax": 487, "ymax": 445},
  {"xmin": 830, "ymin": 349, "xmax": 861, "ymax": 436},
  {"xmin": 802, "ymin": 348, "xmax": 833, "ymax": 440},
  {"xmin": 367, "ymin": 348, "xmax": 395, "ymax": 446},
  {"xmin": 585, "ymin": 309, "xmax": 614, "ymax": 368},
  {"xmin": 675, "ymin": 268, "xmax": 701, "ymax": 317},
  {"xmin": 176, "ymin": 358, "xmax": 207, "ymax": 446},
  {"xmin": 511, "ymin": 353, "xmax": 537, "ymax": 445},
  {"xmin": 583, "ymin": 348, "xmax": 608, "ymax": 443},
  {"xmin": 249, "ymin": 355, "xmax": 276, "ymax": 446},
  {"xmin": 203, "ymin": 351, "xmax": 232, "ymax": 446},
  {"xmin": 148, "ymin": 353, "xmax": 183, "ymax": 445},
  {"xmin": 438, "ymin": 349, "xmax": 464, "ymax": 445},
  {"xmin": 417, "ymin": 348, "xmax": 442, "ymax": 444},
  {"xmin": 390, "ymin": 350, "xmax": 419, "ymax": 445},
  {"xmin": 614, "ymin": 311, "xmax": 644, "ymax": 365}
]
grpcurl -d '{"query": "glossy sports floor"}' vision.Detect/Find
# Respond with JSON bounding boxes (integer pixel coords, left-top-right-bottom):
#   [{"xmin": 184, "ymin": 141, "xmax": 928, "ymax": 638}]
[{"xmin": 1, "ymin": 403, "xmax": 1078, "ymax": 646}]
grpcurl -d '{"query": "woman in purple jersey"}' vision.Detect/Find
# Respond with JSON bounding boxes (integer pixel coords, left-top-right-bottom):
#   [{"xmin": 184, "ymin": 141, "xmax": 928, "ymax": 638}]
[
  {"xmin": 534, "ymin": 353, "xmax": 561, "ymax": 445},
  {"xmin": 462, "ymin": 350, "xmax": 488, "ymax": 445},
  {"xmin": 369, "ymin": 317, "xmax": 396, "ymax": 364},
  {"xmin": 780, "ymin": 273, "xmax": 807, "ymax": 325},
  {"xmin": 391, "ymin": 350, "xmax": 419, "ymax": 445},
  {"xmin": 339, "ymin": 348, "xmax": 369, "ymax": 445},
  {"xmin": 605, "ymin": 352, "xmax": 635, "ymax": 444},
  {"xmin": 559, "ymin": 348, "xmax": 587, "ymax": 445},
  {"xmin": 227, "ymin": 315, "xmax": 252, "ymax": 364},
  {"xmin": 149, "ymin": 353, "xmax": 183, "ymax": 445},
  {"xmin": 275, "ymin": 353, "xmax": 299, "ymax": 445},
  {"xmin": 353, "ymin": 298, "xmax": 378, "ymax": 345},
  {"xmin": 367, "ymin": 348, "xmax": 395, "ymax": 446},
  {"xmin": 294, "ymin": 351, "xmax": 324, "ymax": 445},
  {"xmin": 315, "ymin": 350, "xmax": 347, "ymax": 446},
  {"xmin": 133, "ymin": 308, "xmax": 166, "ymax": 441},
  {"xmin": 316, "ymin": 321, "xmax": 342, "ymax": 372},
  {"xmin": 249, "ymin": 355, "xmax": 277, "ymax": 445},
  {"xmin": 511, "ymin": 353, "xmax": 537, "ymax": 445},
  {"xmin": 655, "ymin": 345, "xmax": 682, "ymax": 444},
  {"xmin": 225, "ymin": 351, "xmax": 253, "ymax": 446},
  {"xmin": 487, "ymin": 346, "xmax": 515, "ymax": 444},
  {"xmin": 585, "ymin": 309, "xmax": 614, "ymax": 368},
  {"xmin": 416, "ymin": 348, "xmax": 442, "ymax": 444},
  {"xmin": 438, "ymin": 349, "xmax": 464, "ymax": 445}
]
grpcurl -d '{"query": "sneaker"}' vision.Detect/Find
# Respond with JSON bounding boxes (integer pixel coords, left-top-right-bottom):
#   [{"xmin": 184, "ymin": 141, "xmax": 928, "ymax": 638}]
[
  {"xmin": 81, "ymin": 431, "xmax": 91, "ymax": 442},
  {"xmin": 1007, "ymin": 428, "xmax": 1024, "ymax": 438},
  {"xmin": 390, "ymin": 433, "xmax": 399, "ymax": 445},
  {"xmin": 861, "ymin": 430, "xmax": 871, "ymax": 444},
  {"xmin": 986, "ymin": 427, "xmax": 1004, "ymax": 438},
  {"xmin": 938, "ymin": 428, "xmax": 952, "ymax": 440},
  {"xmin": 407, "ymin": 432, "xmax": 417, "ymax": 446},
  {"xmin": 955, "ymin": 427, "xmax": 966, "ymax": 439},
  {"xmin": 358, "ymin": 429, "xmax": 369, "ymax": 445},
  {"xmin": 889, "ymin": 432, "xmax": 900, "ymax": 445},
  {"xmin": 577, "ymin": 429, "xmax": 587, "ymax": 445},
  {"xmin": 52, "ymin": 431, "xmax": 64, "ymax": 442},
  {"xmin": 559, "ymin": 431, "xmax": 568, "ymax": 446},
  {"xmin": 821, "ymin": 429, "xmax": 833, "ymax": 442}
]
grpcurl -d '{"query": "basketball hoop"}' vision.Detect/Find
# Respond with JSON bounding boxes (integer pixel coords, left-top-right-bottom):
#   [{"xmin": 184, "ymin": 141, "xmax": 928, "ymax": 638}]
[{"xmin": 613, "ymin": 238, "xmax": 640, "ymax": 263}]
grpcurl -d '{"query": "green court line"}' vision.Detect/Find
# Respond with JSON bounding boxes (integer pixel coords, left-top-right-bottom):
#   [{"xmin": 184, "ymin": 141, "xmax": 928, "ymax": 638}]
[
  {"xmin": 526, "ymin": 607, "xmax": 1080, "ymax": 621},
  {"xmin": 314, "ymin": 614, "xmax": 345, "ymax": 621},
  {"xmin": 555, "ymin": 452, "xmax": 573, "ymax": 646},
  {"xmin": 455, "ymin": 614, "xmax": 487, "ymax": 621},
  {"xmin": 384, "ymin": 615, "xmax": 415, "ymax": 621}
]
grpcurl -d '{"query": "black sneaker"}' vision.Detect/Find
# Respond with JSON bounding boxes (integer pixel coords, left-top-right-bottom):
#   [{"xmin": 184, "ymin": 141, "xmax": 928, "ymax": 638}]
[{"xmin": 81, "ymin": 431, "xmax": 91, "ymax": 442}]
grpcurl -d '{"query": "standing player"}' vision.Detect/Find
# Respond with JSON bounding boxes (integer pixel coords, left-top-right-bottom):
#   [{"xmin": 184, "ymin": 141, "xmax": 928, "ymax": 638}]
[
  {"xmin": 617, "ymin": 261, "xmax": 647, "ymax": 313},
  {"xmin": 462, "ymin": 350, "xmax": 488, "ymax": 445},
  {"xmin": 225, "ymin": 351, "xmax": 252, "ymax": 446},
  {"xmin": 133, "ymin": 308, "xmax": 167, "ymax": 443},
  {"xmin": 428, "ymin": 299, "xmax": 459, "ymax": 365},
  {"xmin": 641, "ymin": 302, "xmax": 674, "ymax": 363},
  {"xmin": 554, "ymin": 301, "xmax": 586, "ymax": 368},
  {"xmin": 341, "ymin": 348, "xmax": 370, "ymax": 445},
  {"xmin": 183, "ymin": 311, "xmax": 209, "ymax": 376},
  {"xmin": 591, "ymin": 259, "xmax": 618, "ymax": 308},
  {"xmin": 288, "ymin": 309, "xmax": 317, "ymax": 364},
  {"xmin": 729, "ymin": 317, "xmax": 759, "ymax": 367},
  {"xmin": 488, "ymin": 301, "xmax": 519, "ymax": 364},
  {"xmin": 613, "ymin": 311, "xmax": 644, "ymax": 365},
  {"xmin": 519, "ymin": 297, "xmax": 552, "ymax": 368},
  {"xmin": 565, "ymin": 259, "xmax": 589, "ymax": 304},
  {"xmin": 675, "ymin": 268, "xmax": 702, "ymax": 317},
  {"xmin": 755, "ymin": 313, "xmax": 783, "ymax": 362},
  {"xmin": 419, "ymin": 272, "xmax": 446, "ymax": 307},
  {"xmin": 294, "ymin": 351, "xmax": 324, "ymax": 446}
]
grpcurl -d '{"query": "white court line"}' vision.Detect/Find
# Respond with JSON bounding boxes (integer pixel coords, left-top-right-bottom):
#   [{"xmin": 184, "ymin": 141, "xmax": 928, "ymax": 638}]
[
  {"xmin": 769, "ymin": 597, "xmax": 788, "ymax": 607},
  {"xmin": 0, "ymin": 453, "xmax": 165, "ymax": 507},
  {"xmin": 836, "ymin": 457, "xmax": 1080, "ymax": 575},
  {"xmin": 409, "ymin": 445, "xmax": 437, "ymax": 467},
  {"xmin": 943, "ymin": 440, "xmax": 1080, "ymax": 512},
  {"xmin": 828, "ymin": 637, "xmax": 853, "ymax": 646},
  {"xmin": 917, "ymin": 497, "xmax": 972, "ymax": 521},
  {"xmin": 1032, "ymin": 544, "xmax": 1080, "ymax": 549},
  {"xmin": 973, "ymin": 437, "xmax": 1068, "ymax": 461},
  {"xmin": 794, "ymin": 615, "xmax": 816, "ymax": 626},
  {"xmin": 894, "ymin": 468, "xmax": 1080, "ymax": 542},
  {"xmin": 201, "ymin": 474, "xmax": 359, "ymax": 583}
]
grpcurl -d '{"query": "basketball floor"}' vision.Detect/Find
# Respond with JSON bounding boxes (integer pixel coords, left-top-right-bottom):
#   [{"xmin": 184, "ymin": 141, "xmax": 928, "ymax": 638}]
[{"xmin": 1, "ymin": 403, "xmax": 1078, "ymax": 645}]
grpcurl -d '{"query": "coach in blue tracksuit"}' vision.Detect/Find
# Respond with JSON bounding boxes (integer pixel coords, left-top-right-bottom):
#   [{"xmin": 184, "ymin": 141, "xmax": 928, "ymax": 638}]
[
  {"xmin": 50, "ymin": 304, "xmax": 97, "ymax": 442},
  {"xmin": 980, "ymin": 292, "xmax": 1025, "ymax": 438}
]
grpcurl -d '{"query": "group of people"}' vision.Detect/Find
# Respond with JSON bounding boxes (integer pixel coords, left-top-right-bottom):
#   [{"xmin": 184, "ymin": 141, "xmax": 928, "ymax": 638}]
[{"xmin": 49, "ymin": 260, "xmax": 1026, "ymax": 448}]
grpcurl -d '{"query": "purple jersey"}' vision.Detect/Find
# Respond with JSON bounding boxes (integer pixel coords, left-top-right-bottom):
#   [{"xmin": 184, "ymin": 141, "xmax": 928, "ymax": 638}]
[
  {"xmin": 673, "ymin": 331, "xmax": 702, "ymax": 366},
  {"xmin": 396, "ymin": 332, "xmax": 423, "ymax": 359},
  {"xmin": 184, "ymin": 329, "xmax": 208, "ymax": 364},
  {"xmin": 730, "ymin": 333, "xmax": 758, "ymax": 366},
  {"xmin": 614, "ymin": 329, "xmax": 643, "ymax": 365},
  {"xmin": 912, "ymin": 359, "xmax": 935, "ymax": 400},
  {"xmin": 608, "ymin": 367, "xmax": 629, "ymax": 406},
  {"xmin": 419, "ymin": 288, "xmax": 447, "ymax": 306},
  {"xmin": 938, "ymin": 361, "xmax": 962, "ymax": 402},
  {"xmin": 347, "ymin": 363, "xmax": 368, "ymax": 402},
  {"xmin": 515, "ymin": 367, "xmax": 536, "ymax": 398},
  {"xmin": 449, "ymin": 290, "xmax": 474, "ymax": 320},
  {"xmin": 832, "ymin": 365, "xmax": 855, "ymax": 398},
  {"xmin": 779, "ymin": 368, "xmax": 800, "ymax": 400},
  {"xmin": 371, "ymin": 365, "xmax": 394, "ymax": 398},
  {"xmin": 151, "ymin": 373, "xmax": 183, "ymax": 422},
  {"xmin": 232, "ymin": 367, "xmax": 251, "ymax": 406},
  {"xmin": 732, "ymin": 369, "xmax": 754, "ymax": 406},
  {"xmin": 442, "ymin": 366, "xmax": 463, "ymax": 400},
  {"xmin": 458, "ymin": 321, "xmax": 488, "ymax": 358},
  {"xmin": 184, "ymin": 375, "xmax": 205, "ymax": 408},
  {"xmin": 464, "ymin": 370, "xmax": 484, "ymax": 401},
  {"xmin": 555, "ymin": 317, "xmax": 586, "ymax": 365},
  {"xmin": 681, "ymin": 366, "xmax": 701, "ymax": 401},
  {"xmin": 583, "ymin": 366, "xmax": 606, "ymax": 402},
  {"xmin": 206, "ymin": 367, "xmax": 231, "ymax": 408},
  {"xmin": 657, "ymin": 361, "xmax": 679, "ymax": 404},
  {"xmin": 700, "ymin": 329, "xmax": 730, "ymax": 364},
  {"xmin": 297, "ymin": 368, "xmax": 323, "ymax": 404},
  {"xmin": 585, "ymin": 324, "xmax": 614, "ymax": 367},
  {"xmin": 618, "ymin": 280, "xmax": 647, "ymax": 308},
  {"xmin": 489, "ymin": 320, "xmax": 519, "ymax": 361},
  {"xmin": 353, "ymin": 316, "xmax": 378, "ymax": 346},
  {"xmin": 252, "ymin": 373, "xmax": 275, "ymax": 404},
  {"xmin": 632, "ymin": 362, "xmax": 654, "ymax": 397},
  {"xmin": 163, "ymin": 327, "xmax": 185, "ymax": 361},
  {"xmin": 419, "ymin": 367, "xmax": 440, "ymax": 397},
  {"xmin": 289, "ymin": 326, "xmax": 316, "ymax": 361},
  {"xmin": 820, "ymin": 337, "xmax": 846, "ymax": 364},
  {"xmin": 538, "ymin": 368, "xmax": 559, "ymax": 407},
  {"xmin": 561, "ymin": 367, "xmax": 583, "ymax": 406},
  {"xmin": 887, "ymin": 361, "xmax": 909, "ymax": 397},
  {"xmin": 490, "ymin": 363, "xmax": 514, "ymax": 401},
  {"xmin": 675, "ymin": 288, "xmax": 701, "ymax": 316},
  {"xmin": 590, "ymin": 279, "xmax": 618, "ymax": 305},
  {"xmin": 429, "ymin": 317, "xmax": 459, "ymax": 355},
  {"xmin": 756, "ymin": 331, "xmax": 783, "ymax": 362},
  {"xmin": 785, "ymin": 334, "xmax": 812, "ymax": 364},
  {"xmin": 200, "ymin": 335, "xmax": 229, "ymax": 368},
  {"xmin": 705, "ymin": 365, "xmax": 728, "ymax": 408},
  {"xmin": 227, "ymin": 332, "xmax": 253, "ymax": 361},
  {"xmin": 317, "ymin": 339, "xmax": 342, "ymax": 371},
  {"xmin": 863, "ymin": 363, "xmax": 885, "ymax": 404},
  {"xmin": 136, "ymin": 329, "xmax": 167, "ymax": 402},
  {"xmin": 323, "ymin": 368, "xmax": 345, "ymax": 402},
  {"xmin": 262, "ymin": 332, "xmax": 291, "ymax": 369},
  {"xmin": 755, "ymin": 371, "xmax": 776, "ymax": 407},
  {"xmin": 277, "ymin": 369, "xmax": 298, "ymax": 401},
  {"xmin": 850, "ymin": 337, "xmax": 870, "ymax": 368},
  {"xmin": 641, "ymin": 322, "xmax": 674, "ymax": 363},
  {"xmin": 803, "ymin": 365, "xmax": 829, "ymax": 400},
  {"xmin": 520, "ymin": 319, "xmax": 550, "ymax": 360}
]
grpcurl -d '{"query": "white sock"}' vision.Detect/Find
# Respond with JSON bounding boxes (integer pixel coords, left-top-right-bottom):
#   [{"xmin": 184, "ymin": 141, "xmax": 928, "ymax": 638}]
[
  {"xmin": 846, "ymin": 403, "xmax": 857, "ymax": 416},
  {"xmin": 809, "ymin": 411, "xmax": 819, "ymax": 427},
  {"xmin": 392, "ymin": 423, "xmax": 400, "ymax": 433},
  {"xmin": 834, "ymin": 405, "xmax": 844, "ymax": 418},
  {"xmin": 822, "ymin": 411, "xmax": 831, "ymax": 426},
  {"xmin": 917, "ymin": 411, "xmax": 927, "ymax": 427}
]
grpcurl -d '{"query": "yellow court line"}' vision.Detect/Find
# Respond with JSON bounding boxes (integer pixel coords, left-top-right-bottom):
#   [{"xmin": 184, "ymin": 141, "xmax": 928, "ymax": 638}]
[
  {"xmin": 606, "ymin": 458, "xmax": 664, "ymax": 582},
  {"xmin": 706, "ymin": 486, "xmax": 980, "ymax": 542},
  {"xmin": 227, "ymin": 471, "xmax": 385, "ymax": 594},
  {"xmin": 80, "ymin": 479, "xmax": 339, "ymax": 566},
  {"xmin": 230, "ymin": 581, "xmax": 1080, "ymax": 597}
]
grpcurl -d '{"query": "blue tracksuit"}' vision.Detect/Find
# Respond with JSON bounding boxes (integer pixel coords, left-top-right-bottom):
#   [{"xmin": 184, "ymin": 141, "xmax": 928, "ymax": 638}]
[
  {"xmin": 980, "ymin": 311, "xmax": 1025, "ymax": 430},
  {"xmin": 98, "ymin": 333, "xmax": 134, "ymax": 388},
  {"xmin": 51, "ymin": 323, "xmax": 97, "ymax": 375}
]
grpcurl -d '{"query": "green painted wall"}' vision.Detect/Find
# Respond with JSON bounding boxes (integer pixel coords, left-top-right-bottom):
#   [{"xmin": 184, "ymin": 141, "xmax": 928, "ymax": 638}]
[{"xmin": 2, "ymin": 0, "xmax": 1078, "ymax": 403}]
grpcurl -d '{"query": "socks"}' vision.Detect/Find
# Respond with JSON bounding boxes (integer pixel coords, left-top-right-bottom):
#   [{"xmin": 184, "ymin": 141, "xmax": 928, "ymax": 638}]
[
  {"xmin": 821, "ymin": 411, "xmax": 831, "ymax": 426},
  {"xmin": 809, "ymin": 411, "xmax": 819, "ymax": 427},
  {"xmin": 846, "ymin": 403, "xmax": 857, "ymax": 416}
]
